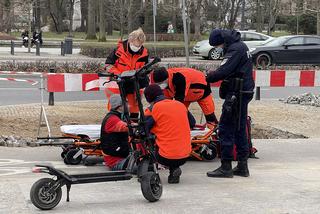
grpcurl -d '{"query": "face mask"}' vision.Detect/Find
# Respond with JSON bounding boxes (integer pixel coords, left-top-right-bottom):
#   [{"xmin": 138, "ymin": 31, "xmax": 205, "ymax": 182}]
[
  {"xmin": 215, "ymin": 47, "xmax": 223, "ymax": 53},
  {"xmin": 159, "ymin": 82, "xmax": 168, "ymax": 89},
  {"xmin": 130, "ymin": 44, "xmax": 141, "ymax": 52}
]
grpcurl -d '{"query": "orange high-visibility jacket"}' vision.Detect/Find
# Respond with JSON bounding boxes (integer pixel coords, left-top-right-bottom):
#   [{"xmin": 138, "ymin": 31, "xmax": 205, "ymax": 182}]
[
  {"xmin": 105, "ymin": 40, "xmax": 149, "ymax": 75},
  {"xmin": 145, "ymin": 99, "xmax": 191, "ymax": 159},
  {"xmin": 163, "ymin": 68, "xmax": 209, "ymax": 101}
]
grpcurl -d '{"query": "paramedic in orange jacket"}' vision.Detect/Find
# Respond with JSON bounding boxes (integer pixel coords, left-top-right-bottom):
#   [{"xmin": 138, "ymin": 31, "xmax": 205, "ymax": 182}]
[
  {"xmin": 105, "ymin": 28, "xmax": 149, "ymax": 120},
  {"xmin": 144, "ymin": 84, "xmax": 192, "ymax": 184},
  {"xmin": 152, "ymin": 67, "xmax": 218, "ymax": 127}
]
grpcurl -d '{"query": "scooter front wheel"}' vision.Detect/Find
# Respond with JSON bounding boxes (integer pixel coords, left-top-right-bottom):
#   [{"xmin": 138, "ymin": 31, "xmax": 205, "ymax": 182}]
[
  {"xmin": 30, "ymin": 178, "xmax": 62, "ymax": 210},
  {"xmin": 140, "ymin": 172, "xmax": 162, "ymax": 202}
]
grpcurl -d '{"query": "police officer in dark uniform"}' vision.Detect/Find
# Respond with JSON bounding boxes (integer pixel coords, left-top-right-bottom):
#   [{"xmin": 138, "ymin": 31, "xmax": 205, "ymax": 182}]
[{"xmin": 206, "ymin": 29, "xmax": 255, "ymax": 178}]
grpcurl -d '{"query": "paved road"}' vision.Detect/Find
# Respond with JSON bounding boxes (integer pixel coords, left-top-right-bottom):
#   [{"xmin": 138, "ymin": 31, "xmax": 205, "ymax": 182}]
[{"xmin": 0, "ymin": 139, "xmax": 320, "ymax": 213}]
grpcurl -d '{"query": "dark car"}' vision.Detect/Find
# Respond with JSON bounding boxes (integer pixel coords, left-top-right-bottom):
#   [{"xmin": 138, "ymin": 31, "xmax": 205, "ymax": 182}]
[{"xmin": 250, "ymin": 35, "xmax": 320, "ymax": 67}]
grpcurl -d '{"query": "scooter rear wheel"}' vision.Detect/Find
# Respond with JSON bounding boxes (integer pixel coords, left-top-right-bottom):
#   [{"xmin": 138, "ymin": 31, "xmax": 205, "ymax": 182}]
[
  {"xmin": 30, "ymin": 178, "xmax": 62, "ymax": 210},
  {"xmin": 140, "ymin": 172, "xmax": 162, "ymax": 202}
]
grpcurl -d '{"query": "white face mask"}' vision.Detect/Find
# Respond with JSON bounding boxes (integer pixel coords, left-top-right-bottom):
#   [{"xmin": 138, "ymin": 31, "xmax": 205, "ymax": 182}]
[
  {"xmin": 130, "ymin": 44, "xmax": 141, "ymax": 52},
  {"xmin": 159, "ymin": 82, "xmax": 168, "ymax": 89}
]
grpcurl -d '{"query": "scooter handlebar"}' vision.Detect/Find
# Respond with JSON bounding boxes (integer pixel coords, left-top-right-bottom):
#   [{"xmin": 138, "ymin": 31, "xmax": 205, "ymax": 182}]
[
  {"xmin": 97, "ymin": 72, "xmax": 116, "ymax": 78},
  {"xmin": 137, "ymin": 57, "xmax": 161, "ymax": 76}
]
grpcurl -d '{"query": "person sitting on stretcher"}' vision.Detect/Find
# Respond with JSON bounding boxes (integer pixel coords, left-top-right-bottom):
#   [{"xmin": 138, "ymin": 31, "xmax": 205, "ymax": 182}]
[{"xmin": 100, "ymin": 94, "xmax": 130, "ymax": 170}]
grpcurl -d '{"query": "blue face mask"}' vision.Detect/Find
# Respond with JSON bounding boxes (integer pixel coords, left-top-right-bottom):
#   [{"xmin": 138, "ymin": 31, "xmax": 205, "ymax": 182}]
[{"xmin": 215, "ymin": 47, "xmax": 223, "ymax": 53}]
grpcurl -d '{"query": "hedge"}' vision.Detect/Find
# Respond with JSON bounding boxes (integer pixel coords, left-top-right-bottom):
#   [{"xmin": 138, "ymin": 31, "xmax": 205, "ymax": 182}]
[
  {"xmin": 145, "ymin": 33, "xmax": 199, "ymax": 41},
  {"xmin": 1, "ymin": 60, "xmax": 317, "ymax": 74},
  {"xmin": 80, "ymin": 43, "xmax": 194, "ymax": 58}
]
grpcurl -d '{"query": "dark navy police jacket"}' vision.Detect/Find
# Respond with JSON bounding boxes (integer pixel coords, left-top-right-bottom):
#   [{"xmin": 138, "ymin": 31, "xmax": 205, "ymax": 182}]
[{"xmin": 206, "ymin": 30, "xmax": 255, "ymax": 93}]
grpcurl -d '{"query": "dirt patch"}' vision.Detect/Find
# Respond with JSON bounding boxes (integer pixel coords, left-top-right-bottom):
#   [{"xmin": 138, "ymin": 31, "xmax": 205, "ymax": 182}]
[{"xmin": 0, "ymin": 100, "xmax": 318, "ymax": 140}]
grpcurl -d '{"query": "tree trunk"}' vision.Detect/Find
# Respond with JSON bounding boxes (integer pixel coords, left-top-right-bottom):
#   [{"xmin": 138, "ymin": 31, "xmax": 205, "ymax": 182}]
[
  {"xmin": 119, "ymin": 0, "xmax": 125, "ymax": 37},
  {"xmin": 0, "ymin": 1, "xmax": 3, "ymax": 32},
  {"xmin": 35, "ymin": 0, "xmax": 41, "ymax": 31},
  {"xmin": 127, "ymin": 0, "xmax": 134, "ymax": 33},
  {"xmin": 86, "ymin": 0, "xmax": 97, "ymax": 39},
  {"xmin": 80, "ymin": 0, "xmax": 88, "ymax": 32},
  {"xmin": 99, "ymin": 0, "xmax": 106, "ymax": 41},
  {"xmin": 256, "ymin": 0, "xmax": 263, "ymax": 32},
  {"xmin": 68, "ymin": 0, "xmax": 75, "ymax": 37},
  {"xmin": 193, "ymin": 0, "xmax": 202, "ymax": 40},
  {"xmin": 106, "ymin": 0, "xmax": 113, "ymax": 35},
  {"xmin": 172, "ymin": 0, "xmax": 178, "ymax": 32},
  {"xmin": 317, "ymin": 3, "xmax": 320, "ymax": 36},
  {"xmin": 240, "ymin": 0, "xmax": 246, "ymax": 30}
]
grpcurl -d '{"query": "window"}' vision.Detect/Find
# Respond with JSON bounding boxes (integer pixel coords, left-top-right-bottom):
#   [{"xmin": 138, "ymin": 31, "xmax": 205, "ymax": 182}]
[
  {"xmin": 245, "ymin": 33, "xmax": 264, "ymax": 41},
  {"xmin": 305, "ymin": 37, "xmax": 320, "ymax": 45},
  {"xmin": 285, "ymin": 37, "xmax": 304, "ymax": 46}
]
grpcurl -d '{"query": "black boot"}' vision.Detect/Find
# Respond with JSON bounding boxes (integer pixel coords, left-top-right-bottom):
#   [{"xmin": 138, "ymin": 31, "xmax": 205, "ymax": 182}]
[
  {"xmin": 232, "ymin": 160, "xmax": 250, "ymax": 177},
  {"xmin": 168, "ymin": 167, "xmax": 182, "ymax": 184},
  {"xmin": 207, "ymin": 160, "xmax": 233, "ymax": 178}
]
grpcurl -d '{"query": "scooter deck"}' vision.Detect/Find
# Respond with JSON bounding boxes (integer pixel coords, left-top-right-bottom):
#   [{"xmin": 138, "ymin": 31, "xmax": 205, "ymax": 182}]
[{"xmin": 35, "ymin": 165, "xmax": 133, "ymax": 184}]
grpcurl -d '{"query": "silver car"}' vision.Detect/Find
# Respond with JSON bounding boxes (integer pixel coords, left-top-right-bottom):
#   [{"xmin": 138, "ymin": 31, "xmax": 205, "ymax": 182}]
[{"xmin": 192, "ymin": 31, "xmax": 274, "ymax": 60}]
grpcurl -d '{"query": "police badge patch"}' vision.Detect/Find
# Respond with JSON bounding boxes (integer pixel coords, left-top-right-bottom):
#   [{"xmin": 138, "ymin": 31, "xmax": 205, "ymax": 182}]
[{"xmin": 220, "ymin": 58, "xmax": 228, "ymax": 66}]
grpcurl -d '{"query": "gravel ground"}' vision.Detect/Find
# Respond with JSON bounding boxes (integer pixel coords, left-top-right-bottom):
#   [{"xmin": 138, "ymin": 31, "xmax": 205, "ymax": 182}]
[{"xmin": 0, "ymin": 99, "xmax": 319, "ymax": 140}]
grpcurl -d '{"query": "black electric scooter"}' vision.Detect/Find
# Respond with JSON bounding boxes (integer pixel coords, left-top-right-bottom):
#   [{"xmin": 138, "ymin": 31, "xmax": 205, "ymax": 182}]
[{"xmin": 30, "ymin": 57, "xmax": 162, "ymax": 210}]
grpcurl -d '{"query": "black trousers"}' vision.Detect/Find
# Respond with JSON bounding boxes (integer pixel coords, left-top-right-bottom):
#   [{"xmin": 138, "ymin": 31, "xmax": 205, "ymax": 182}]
[
  {"xmin": 219, "ymin": 94, "xmax": 253, "ymax": 161},
  {"xmin": 155, "ymin": 151, "xmax": 187, "ymax": 171}
]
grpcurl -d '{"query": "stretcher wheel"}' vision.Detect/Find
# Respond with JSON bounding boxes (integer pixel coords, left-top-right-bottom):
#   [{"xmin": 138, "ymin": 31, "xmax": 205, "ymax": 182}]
[
  {"xmin": 60, "ymin": 151, "xmax": 67, "ymax": 159},
  {"xmin": 30, "ymin": 178, "xmax": 62, "ymax": 210},
  {"xmin": 140, "ymin": 172, "xmax": 162, "ymax": 202},
  {"xmin": 64, "ymin": 149, "xmax": 82, "ymax": 165},
  {"xmin": 200, "ymin": 143, "xmax": 217, "ymax": 160}
]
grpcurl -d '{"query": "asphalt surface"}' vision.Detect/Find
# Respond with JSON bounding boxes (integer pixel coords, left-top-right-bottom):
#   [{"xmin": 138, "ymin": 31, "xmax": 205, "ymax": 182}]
[{"xmin": 0, "ymin": 139, "xmax": 320, "ymax": 213}]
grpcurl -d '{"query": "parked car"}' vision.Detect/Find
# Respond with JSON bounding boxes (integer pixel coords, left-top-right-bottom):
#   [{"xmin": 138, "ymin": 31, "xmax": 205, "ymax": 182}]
[
  {"xmin": 192, "ymin": 31, "xmax": 274, "ymax": 60},
  {"xmin": 250, "ymin": 35, "xmax": 320, "ymax": 67}
]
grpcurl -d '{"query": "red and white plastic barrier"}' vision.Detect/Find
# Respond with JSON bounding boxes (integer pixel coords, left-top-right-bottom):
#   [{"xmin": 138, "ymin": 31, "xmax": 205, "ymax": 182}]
[
  {"xmin": 0, "ymin": 77, "xmax": 38, "ymax": 85},
  {"xmin": 46, "ymin": 70, "xmax": 320, "ymax": 93},
  {"xmin": 47, "ymin": 73, "xmax": 119, "ymax": 93},
  {"xmin": 0, "ymin": 71, "xmax": 43, "ymax": 75}
]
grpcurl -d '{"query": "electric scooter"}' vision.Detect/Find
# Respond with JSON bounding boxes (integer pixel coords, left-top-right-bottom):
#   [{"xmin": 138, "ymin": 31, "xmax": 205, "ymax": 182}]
[{"xmin": 30, "ymin": 57, "xmax": 163, "ymax": 210}]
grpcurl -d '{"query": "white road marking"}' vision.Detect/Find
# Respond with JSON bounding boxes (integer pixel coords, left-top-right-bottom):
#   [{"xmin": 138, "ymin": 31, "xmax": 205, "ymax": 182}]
[{"xmin": 0, "ymin": 159, "xmax": 89, "ymax": 177}]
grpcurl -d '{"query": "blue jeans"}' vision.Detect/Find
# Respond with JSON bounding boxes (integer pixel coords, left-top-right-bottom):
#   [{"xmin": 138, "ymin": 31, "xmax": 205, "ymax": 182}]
[{"xmin": 111, "ymin": 158, "xmax": 128, "ymax": 171}]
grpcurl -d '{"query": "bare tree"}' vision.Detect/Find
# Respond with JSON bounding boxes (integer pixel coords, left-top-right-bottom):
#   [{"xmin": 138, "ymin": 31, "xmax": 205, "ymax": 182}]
[
  {"xmin": 48, "ymin": 0, "xmax": 65, "ymax": 34},
  {"xmin": 266, "ymin": 0, "xmax": 280, "ymax": 35},
  {"xmin": 99, "ymin": 0, "xmax": 106, "ymax": 41},
  {"xmin": 67, "ymin": 0, "xmax": 76, "ymax": 36},
  {"xmin": 106, "ymin": 0, "xmax": 113, "ymax": 35},
  {"xmin": 86, "ymin": 0, "xmax": 97, "ymax": 39}
]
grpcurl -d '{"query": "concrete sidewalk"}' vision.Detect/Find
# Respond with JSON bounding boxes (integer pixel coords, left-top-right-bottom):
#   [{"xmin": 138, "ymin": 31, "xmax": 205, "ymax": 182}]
[{"xmin": 0, "ymin": 139, "xmax": 319, "ymax": 214}]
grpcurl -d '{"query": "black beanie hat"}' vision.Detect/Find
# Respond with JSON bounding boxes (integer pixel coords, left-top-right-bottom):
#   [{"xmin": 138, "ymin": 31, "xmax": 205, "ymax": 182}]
[
  {"xmin": 153, "ymin": 67, "xmax": 169, "ymax": 83},
  {"xmin": 209, "ymin": 29, "xmax": 224, "ymax": 46},
  {"xmin": 144, "ymin": 84, "xmax": 164, "ymax": 103}
]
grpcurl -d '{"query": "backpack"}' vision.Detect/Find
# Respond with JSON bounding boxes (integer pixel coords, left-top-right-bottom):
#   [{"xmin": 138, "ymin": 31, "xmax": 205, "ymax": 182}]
[{"xmin": 232, "ymin": 116, "xmax": 258, "ymax": 160}]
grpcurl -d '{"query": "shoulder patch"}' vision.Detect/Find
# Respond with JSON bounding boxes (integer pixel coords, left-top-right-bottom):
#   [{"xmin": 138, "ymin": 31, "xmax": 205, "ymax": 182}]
[{"xmin": 220, "ymin": 58, "xmax": 228, "ymax": 66}]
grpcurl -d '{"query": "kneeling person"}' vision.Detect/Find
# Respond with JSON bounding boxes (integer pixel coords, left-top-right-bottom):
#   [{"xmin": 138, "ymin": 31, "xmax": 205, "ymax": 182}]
[
  {"xmin": 152, "ymin": 67, "xmax": 218, "ymax": 127},
  {"xmin": 100, "ymin": 95, "xmax": 130, "ymax": 171},
  {"xmin": 144, "ymin": 84, "xmax": 191, "ymax": 184}
]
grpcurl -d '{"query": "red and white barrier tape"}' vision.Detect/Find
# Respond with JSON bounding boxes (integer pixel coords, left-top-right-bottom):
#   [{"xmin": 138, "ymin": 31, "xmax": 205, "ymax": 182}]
[
  {"xmin": 46, "ymin": 70, "xmax": 320, "ymax": 92},
  {"xmin": 0, "ymin": 71, "xmax": 43, "ymax": 75},
  {"xmin": 0, "ymin": 77, "xmax": 38, "ymax": 85}
]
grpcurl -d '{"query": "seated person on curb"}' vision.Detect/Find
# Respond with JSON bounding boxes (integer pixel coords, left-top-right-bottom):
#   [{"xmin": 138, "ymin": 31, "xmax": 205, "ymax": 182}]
[
  {"xmin": 144, "ymin": 84, "xmax": 192, "ymax": 184},
  {"xmin": 152, "ymin": 67, "xmax": 218, "ymax": 128},
  {"xmin": 100, "ymin": 94, "xmax": 130, "ymax": 171}
]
